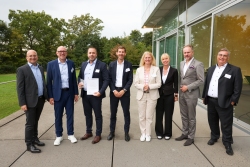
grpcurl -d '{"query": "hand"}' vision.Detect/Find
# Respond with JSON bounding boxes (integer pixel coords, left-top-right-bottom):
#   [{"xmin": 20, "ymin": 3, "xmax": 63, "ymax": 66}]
[
  {"xmin": 118, "ymin": 90, "xmax": 125, "ymax": 97},
  {"xmin": 78, "ymin": 82, "xmax": 84, "ymax": 89},
  {"xmin": 143, "ymin": 84, "xmax": 149, "ymax": 91},
  {"xmin": 21, "ymin": 105, "xmax": 27, "ymax": 111},
  {"xmin": 74, "ymin": 95, "xmax": 79, "ymax": 102},
  {"xmin": 113, "ymin": 90, "xmax": 120, "ymax": 98},
  {"xmin": 49, "ymin": 98, "xmax": 54, "ymax": 105},
  {"xmin": 174, "ymin": 96, "xmax": 178, "ymax": 102},
  {"xmin": 93, "ymin": 92, "xmax": 101, "ymax": 97},
  {"xmin": 231, "ymin": 101, "xmax": 235, "ymax": 106},
  {"xmin": 180, "ymin": 85, "xmax": 188, "ymax": 92}
]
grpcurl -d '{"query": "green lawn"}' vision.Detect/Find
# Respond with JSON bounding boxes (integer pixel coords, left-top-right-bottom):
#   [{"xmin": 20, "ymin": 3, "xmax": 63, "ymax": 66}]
[
  {"xmin": 0, "ymin": 82, "xmax": 19, "ymax": 119},
  {"xmin": 0, "ymin": 74, "xmax": 16, "ymax": 83}
]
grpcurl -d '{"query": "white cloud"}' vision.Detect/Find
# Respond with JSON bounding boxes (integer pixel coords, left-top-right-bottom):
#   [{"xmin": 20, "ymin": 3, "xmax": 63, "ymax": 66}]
[{"xmin": 0, "ymin": 0, "xmax": 152, "ymax": 38}]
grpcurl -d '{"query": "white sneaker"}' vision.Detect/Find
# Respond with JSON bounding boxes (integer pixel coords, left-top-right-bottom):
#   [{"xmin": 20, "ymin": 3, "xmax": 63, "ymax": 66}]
[
  {"xmin": 54, "ymin": 137, "xmax": 63, "ymax": 146},
  {"xmin": 140, "ymin": 134, "xmax": 146, "ymax": 142},
  {"xmin": 68, "ymin": 135, "xmax": 77, "ymax": 143},
  {"xmin": 146, "ymin": 135, "xmax": 151, "ymax": 142},
  {"xmin": 165, "ymin": 136, "xmax": 170, "ymax": 140}
]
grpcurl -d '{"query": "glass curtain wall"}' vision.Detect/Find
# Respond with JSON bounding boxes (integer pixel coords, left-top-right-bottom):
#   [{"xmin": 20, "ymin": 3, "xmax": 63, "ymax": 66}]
[
  {"xmin": 165, "ymin": 34, "xmax": 177, "ymax": 68},
  {"xmin": 159, "ymin": 39, "xmax": 165, "ymax": 66},
  {"xmin": 212, "ymin": 0, "xmax": 250, "ymax": 124}
]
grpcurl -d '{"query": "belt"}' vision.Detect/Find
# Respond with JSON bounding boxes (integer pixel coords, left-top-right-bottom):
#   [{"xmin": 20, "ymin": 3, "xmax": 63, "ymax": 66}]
[
  {"xmin": 208, "ymin": 96, "xmax": 218, "ymax": 100},
  {"xmin": 143, "ymin": 91, "xmax": 149, "ymax": 93},
  {"xmin": 38, "ymin": 95, "xmax": 44, "ymax": 99},
  {"xmin": 62, "ymin": 88, "xmax": 69, "ymax": 91},
  {"xmin": 115, "ymin": 87, "xmax": 123, "ymax": 91}
]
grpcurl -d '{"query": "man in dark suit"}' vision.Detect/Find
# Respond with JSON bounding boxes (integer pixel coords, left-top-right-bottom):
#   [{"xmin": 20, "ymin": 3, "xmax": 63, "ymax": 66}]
[
  {"xmin": 78, "ymin": 46, "xmax": 109, "ymax": 144},
  {"xmin": 107, "ymin": 46, "xmax": 133, "ymax": 142},
  {"xmin": 17, "ymin": 50, "xmax": 47, "ymax": 153},
  {"xmin": 202, "ymin": 48, "xmax": 242, "ymax": 156},
  {"xmin": 47, "ymin": 46, "xmax": 79, "ymax": 146}
]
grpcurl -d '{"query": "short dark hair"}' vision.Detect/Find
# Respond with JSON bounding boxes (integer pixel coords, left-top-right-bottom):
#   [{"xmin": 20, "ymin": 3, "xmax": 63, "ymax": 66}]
[
  {"xmin": 87, "ymin": 46, "xmax": 97, "ymax": 53},
  {"xmin": 117, "ymin": 46, "xmax": 126, "ymax": 52}
]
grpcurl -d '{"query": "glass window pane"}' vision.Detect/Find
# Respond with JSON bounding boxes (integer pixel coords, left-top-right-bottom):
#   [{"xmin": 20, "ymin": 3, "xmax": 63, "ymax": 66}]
[
  {"xmin": 165, "ymin": 35, "xmax": 177, "ymax": 68},
  {"xmin": 213, "ymin": 0, "xmax": 250, "ymax": 124}
]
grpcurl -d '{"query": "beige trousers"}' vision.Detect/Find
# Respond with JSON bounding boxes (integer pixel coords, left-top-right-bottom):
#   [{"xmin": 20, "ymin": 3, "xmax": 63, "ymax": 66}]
[{"xmin": 137, "ymin": 93, "xmax": 157, "ymax": 136}]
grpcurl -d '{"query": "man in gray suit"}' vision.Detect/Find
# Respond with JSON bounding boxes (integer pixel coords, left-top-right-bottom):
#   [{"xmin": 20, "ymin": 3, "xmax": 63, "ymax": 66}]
[
  {"xmin": 17, "ymin": 50, "xmax": 47, "ymax": 153},
  {"xmin": 175, "ymin": 45, "xmax": 204, "ymax": 146}
]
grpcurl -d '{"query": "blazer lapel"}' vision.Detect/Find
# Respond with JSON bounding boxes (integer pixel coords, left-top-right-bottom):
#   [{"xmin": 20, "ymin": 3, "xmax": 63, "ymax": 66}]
[{"xmin": 219, "ymin": 64, "xmax": 231, "ymax": 79}]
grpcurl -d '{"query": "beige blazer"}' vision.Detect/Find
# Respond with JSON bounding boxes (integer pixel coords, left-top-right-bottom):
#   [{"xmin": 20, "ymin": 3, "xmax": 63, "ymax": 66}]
[{"xmin": 134, "ymin": 66, "xmax": 161, "ymax": 100}]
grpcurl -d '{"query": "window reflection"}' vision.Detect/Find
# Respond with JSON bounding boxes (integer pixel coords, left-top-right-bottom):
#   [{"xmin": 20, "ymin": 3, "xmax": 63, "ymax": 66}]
[{"xmin": 213, "ymin": 0, "xmax": 250, "ymax": 124}]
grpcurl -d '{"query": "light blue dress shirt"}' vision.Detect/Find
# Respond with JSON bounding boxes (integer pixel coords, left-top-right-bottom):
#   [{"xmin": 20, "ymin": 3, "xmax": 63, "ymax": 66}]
[
  {"xmin": 58, "ymin": 59, "xmax": 69, "ymax": 88},
  {"xmin": 83, "ymin": 59, "xmax": 97, "ymax": 91},
  {"xmin": 28, "ymin": 62, "xmax": 43, "ymax": 96}
]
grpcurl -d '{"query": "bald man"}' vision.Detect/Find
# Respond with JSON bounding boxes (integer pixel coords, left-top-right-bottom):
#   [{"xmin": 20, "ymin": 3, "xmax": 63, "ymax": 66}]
[
  {"xmin": 47, "ymin": 46, "xmax": 79, "ymax": 146},
  {"xmin": 17, "ymin": 50, "xmax": 48, "ymax": 153}
]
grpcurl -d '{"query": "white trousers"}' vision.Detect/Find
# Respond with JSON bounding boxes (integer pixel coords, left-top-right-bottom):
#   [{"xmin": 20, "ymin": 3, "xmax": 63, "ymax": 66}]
[{"xmin": 137, "ymin": 93, "xmax": 157, "ymax": 136}]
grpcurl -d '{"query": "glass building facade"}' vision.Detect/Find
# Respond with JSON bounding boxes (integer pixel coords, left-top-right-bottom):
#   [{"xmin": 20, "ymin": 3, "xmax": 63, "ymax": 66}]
[{"xmin": 142, "ymin": 0, "xmax": 250, "ymax": 124}]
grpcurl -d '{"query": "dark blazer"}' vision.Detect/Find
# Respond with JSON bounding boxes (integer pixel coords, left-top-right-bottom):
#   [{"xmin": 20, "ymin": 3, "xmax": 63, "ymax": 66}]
[
  {"xmin": 78, "ymin": 59, "xmax": 109, "ymax": 98},
  {"xmin": 46, "ymin": 59, "xmax": 78, "ymax": 101},
  {"xmin": 202, "ymin": 63, "xmax": 242, "ymax": 108},
  {"xmin": 17, "ymin": 64, "xmax": 47, "ymax": 107},
  {"xmin": 158, "ymin": 66, "xmax": 178, "ymax": 96},
  {"xmin": 109, "ymin": 60, "xmax": 133, "ymax": 96}
]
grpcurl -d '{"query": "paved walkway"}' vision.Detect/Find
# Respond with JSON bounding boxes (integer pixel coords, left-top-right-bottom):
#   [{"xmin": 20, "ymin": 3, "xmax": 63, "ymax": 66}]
[{"xmin": 1, "ymin": 85, "xmax": 250, "ymax": 167}]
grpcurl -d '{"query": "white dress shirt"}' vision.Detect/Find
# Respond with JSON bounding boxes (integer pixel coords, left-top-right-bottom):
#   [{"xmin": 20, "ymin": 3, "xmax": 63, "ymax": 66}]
[{"xmin": 115, "ymin": 60, "xmax": 124, "ymax": 87}]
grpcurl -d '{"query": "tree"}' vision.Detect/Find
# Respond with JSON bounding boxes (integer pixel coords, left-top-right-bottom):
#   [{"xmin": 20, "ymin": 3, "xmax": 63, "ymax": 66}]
[
  {"xmin": 129, "ymin": 30, "xmax": 142, "ymax": 45},
  {"xmin": 8, "ymin": 10, "xmax": 66, "ymax": 67}
]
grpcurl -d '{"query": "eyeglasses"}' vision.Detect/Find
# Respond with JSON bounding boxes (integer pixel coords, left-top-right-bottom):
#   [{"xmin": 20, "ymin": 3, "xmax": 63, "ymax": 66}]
[
  {"xmin": 218, "ymin": 54, "xmax": 228, "ymax": 58},
  {"xmin": 57, "ymin": 51, "xmax": 67, "ymax": 53}
]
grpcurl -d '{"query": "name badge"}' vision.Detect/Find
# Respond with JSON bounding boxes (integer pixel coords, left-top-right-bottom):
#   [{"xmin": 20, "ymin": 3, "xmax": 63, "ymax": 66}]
[
  {"xmin": 125, "ymin": 68, "xmax": 130, "ymax": 72},
  {"xmin": 71, "ymin": 68, "xmax": 74, "ymax": 73},
  {"xmin": 224, "ymin": 74, "xmax": 231, "ymax": 79},
  {"xmin": 95, "ymin": 69, "xmax": 100, "ymax": 73}
]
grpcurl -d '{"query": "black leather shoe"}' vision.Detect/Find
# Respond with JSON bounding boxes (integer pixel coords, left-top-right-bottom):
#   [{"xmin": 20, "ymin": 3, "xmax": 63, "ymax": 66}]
[
  {"xmin": 125, "ymin": 133, "xmax": 130, "ymax": 142},
  {"xmin": 175, "ymin": 134, "xmax": 188, "ymax": 141},
  {"xmin": 207, "ymin": 139, "xmax": 217, "ymax": 145},
  {"xmin": 184, "ymin": 138, "xmax": 194, "ymax": 146},
  {"xmin": 27, "ymin": 145, "xmax": 41, "ymax": 153},
  {"xmin": 225, "ymin": 145, "xmax": 234, "ymax": 155},
  {"xmin": 34, "ymin": 138, "xmax": 45, "ymax": 146},
  {"xmin": 107, "ymin": 133, "xmax": 115, "ymax": 140}
]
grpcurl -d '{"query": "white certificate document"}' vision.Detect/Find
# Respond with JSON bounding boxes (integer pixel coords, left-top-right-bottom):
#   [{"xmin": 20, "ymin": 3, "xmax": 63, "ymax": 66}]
[{"xmin": 87, "ymin": 78, "xmax": 99, "ymax": 95}]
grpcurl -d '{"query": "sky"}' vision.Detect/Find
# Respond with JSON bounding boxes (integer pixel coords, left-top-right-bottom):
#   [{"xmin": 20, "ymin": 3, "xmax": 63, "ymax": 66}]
[{"xmin": 0, "ymin": 0, "xmax": 152, "ymax": 38}]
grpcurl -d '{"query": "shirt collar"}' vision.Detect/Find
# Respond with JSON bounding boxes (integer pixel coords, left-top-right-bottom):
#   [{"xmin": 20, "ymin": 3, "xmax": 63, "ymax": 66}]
[
  {"xmin": 117, "ymin": 60, "xmax": 124, "ymax": 65},
  {"xmin": 216, "ymin": 63, "xmax": 227, "ymax": 68},
  {"xmin": 87, "ymin": 58, "xmax": 97, "ymax": 64},
  {"xmin": 58, "ymin": 58, "xmax": 67, "ymax": 64},
  {"xmin": 184, "ymin": 57, "xmax": 194, "ymax": 64},
  {"xmin": 28, "ymin": 62, "xmax": 39, "ymax": 67}
]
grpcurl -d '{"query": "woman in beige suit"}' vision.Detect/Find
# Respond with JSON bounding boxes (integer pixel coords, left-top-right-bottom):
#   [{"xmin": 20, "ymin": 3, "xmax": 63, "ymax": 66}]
[{"xmin": 135, "ymin": 51, "xmax": 161, "ymax": 142}]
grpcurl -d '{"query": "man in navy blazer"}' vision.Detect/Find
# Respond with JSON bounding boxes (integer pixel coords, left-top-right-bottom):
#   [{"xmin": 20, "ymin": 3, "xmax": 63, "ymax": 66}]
[
  {"xmin": 202, "ymin": 48, "xmax": 242, "ymax": 155},
  {"xmin": 107, "ymin": 46, "xmax": 133, "ymax": 142},
  {"xmin": 17, "ymin": 50, "xmax": 48, "ymax": 153},
  {"xmin": 47, "ymin": 46, "xmax": 79, "ymax": 146},
  {"xmin": 78, "ymin": 46, "xmax": 109, "ymax": 144}
]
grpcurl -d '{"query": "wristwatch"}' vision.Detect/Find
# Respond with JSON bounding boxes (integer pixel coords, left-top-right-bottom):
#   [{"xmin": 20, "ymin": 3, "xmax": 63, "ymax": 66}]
[{"xmin": 123, "ymin": 89, "xmax": 127, "ymax": 92}]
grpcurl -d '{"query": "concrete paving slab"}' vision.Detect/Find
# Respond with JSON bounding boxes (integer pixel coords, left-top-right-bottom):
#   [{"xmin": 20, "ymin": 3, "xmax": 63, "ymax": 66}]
[
  {"xmin": 113, "ymin": 139, "xmax": 213, "ymax": 167},
  {"xmin": 11, "ymin": 140, "xmax": 113, "ymax": 167},
  {"xmin": 195, "ymin": 137, "xmax": 250, "ymax": 167},
  {"xmin": 0, "ymin": 140, "xmax": 26, "ymax": 167}
]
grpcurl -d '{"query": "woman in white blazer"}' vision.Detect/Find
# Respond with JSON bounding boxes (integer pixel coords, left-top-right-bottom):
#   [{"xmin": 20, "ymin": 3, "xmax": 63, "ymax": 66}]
[{"xmin": 135, "ymin": 51, "xmax": 161, "ymax": 142}]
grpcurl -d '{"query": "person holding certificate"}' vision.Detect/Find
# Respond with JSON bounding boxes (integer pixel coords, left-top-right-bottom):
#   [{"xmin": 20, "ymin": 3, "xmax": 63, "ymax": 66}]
[{"xmin": 78, "ymin": 46, "xmax": 109, "ymax": 144}]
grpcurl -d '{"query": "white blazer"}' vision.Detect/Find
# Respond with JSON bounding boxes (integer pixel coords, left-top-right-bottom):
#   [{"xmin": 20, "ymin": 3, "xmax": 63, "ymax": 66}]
[{"xmin": 134, "ymin": 65, "xmax": 161, "ymax": 100}]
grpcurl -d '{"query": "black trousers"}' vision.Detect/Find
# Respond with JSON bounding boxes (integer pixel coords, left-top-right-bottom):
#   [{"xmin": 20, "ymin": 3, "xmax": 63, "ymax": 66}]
[
  {"xmin": 25, "ymin": 97, "xmax": 45, "ymax": 146},
  {"xmin": 109, "ymin": 91, "xmax": 130, "ymax": 133},
  {"xmin": 207, "ymin": 97, "xmax": 234, "ymax": 146},
  {"xmin": 155, "ymin": 94, "xmax": 174, "ymax": 137},
  {"xmin": 82, "ymin": 91, "xmax": 103, "ymax": 136}
]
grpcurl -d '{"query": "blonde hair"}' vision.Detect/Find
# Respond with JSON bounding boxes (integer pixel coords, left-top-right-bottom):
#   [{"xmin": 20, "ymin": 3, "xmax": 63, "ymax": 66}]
[
  {"xmin": 139, "ymin": 51, "xmax": 156, "ymax": 67},
  {"xmin": 161, "ymin": 53, "xmax": 170, "ymax": 61}
]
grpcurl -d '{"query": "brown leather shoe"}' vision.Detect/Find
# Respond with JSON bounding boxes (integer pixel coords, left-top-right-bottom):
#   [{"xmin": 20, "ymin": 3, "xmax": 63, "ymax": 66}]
[
  {"xmin": 92, "ymin": 136, "xmax": 101, "ymax": 144},
  {"xmin": 80, "ymin": 133, "xmax": 93, "ymax": 140}
]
